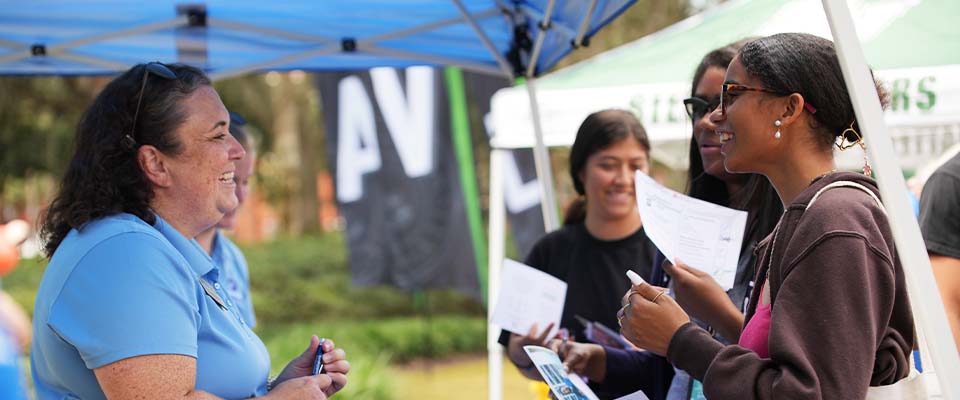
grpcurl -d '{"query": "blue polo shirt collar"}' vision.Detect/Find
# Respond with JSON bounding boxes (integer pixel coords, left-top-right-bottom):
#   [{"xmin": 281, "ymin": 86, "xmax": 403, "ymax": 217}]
[{"xmin": 152, "ymin": 214, "xmax": 219, "ymax": 281}]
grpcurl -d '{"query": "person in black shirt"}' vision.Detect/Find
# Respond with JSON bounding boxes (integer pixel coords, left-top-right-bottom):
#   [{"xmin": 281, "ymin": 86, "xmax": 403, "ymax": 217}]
[
  {"xmin": 919, "ymin": 152, "xmax": 960, "ymax": 351},
  {"xmin": 499, "ymin": 109, "xmax": 662, "ymax": 396}
]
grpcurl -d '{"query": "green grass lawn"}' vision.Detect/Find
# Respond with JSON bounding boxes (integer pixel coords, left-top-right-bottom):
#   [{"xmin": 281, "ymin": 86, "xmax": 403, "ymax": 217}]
[{"xmin": 393, "ymin": 356, "xmax": 540, "ymax": 400}]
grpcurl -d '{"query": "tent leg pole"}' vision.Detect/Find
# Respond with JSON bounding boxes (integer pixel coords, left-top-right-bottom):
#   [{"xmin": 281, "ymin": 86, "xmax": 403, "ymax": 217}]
[
  {"xmin": 823, "ymin": 1, "xmax": 960, "ymax": 398},
  {"xmin": 525, "ymin": 77, "xmax": 560, "ymax": 231},
  {"xmin": 487, "ymin": 148, "xmax": 508, "ymax": 400}
]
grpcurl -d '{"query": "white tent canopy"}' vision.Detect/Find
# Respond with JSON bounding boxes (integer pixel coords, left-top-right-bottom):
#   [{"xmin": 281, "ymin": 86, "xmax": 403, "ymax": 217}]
[{"xmin": 490, "ymin": 0, "xmax": 960, "ymax": 171}]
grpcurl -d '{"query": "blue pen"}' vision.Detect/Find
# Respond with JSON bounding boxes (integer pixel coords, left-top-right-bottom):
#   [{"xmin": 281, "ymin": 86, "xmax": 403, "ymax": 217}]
[{"xmin": 312, "ymin": 338, "xmax": 327, "ymax": 375}]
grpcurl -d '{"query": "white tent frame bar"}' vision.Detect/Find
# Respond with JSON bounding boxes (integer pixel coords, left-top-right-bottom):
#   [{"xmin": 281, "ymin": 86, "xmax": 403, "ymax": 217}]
[
  {"xmin": 824, "ymin": 0, "xmax": 960, "ymax": 397},
  {"xmin": 213, "ymin": 6, "xmax": 506, "ymax": 80},
  {"xmin": 53, "ymin": 52, "xmax": 129, "ymax": 71},
  {"xmin": 486, "ymin": 148, "xmax": 508, "ymax": 400},
  {"xmin": 360, "ymin": 44, "xmax": 504, "ymax": 77},
  {"xmin": 524, "ymin": 0, "xmax": 556, "ymax": 78},
  {"xmin": 0, "ymin": 16, "xmax": 187, "ymax": 66},
  {"xmin": 207, "ymin": 19, "xmax": 334, "ymax": 45},
  {"xmin": 513, "ymin": 3, "xmax": 579, "ymax": 39},
  {"xmin": 208, "ymin": 43, "xmax": 342, "ymax": 81},
  {"xmin": 572, "ymin": 0, "xmax": 598, "ymax": 48},
  {"xmin": 516, "ymin": 0, "xmax": 562, "ymax": 232},
  {"xmin": 0, "ymin": 38, "xmax": 25, "ymax": 48},
  {"xmin": 451, "ymin": 0, "xmax": 516, "ymax": 79}
]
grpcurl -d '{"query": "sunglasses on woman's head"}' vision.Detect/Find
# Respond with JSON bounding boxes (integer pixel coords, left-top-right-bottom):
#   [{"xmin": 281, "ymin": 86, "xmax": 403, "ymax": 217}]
[
  {"xmin": 123, "ymin": 62, "xmax": 177, "ymax": 148},
  {"xmin": 720, "ymin": 83, "xmax": 818, "ymax": 116},
  {"xmin": 683, "ymin": 97, "xmax": 721, "ymax": 121}
]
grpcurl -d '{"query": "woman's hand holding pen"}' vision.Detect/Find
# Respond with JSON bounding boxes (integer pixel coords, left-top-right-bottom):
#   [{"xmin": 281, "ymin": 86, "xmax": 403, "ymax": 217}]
[
  {"xmin": 619, "ymin": 271, "xmax": 690, "ymax": 356},
  {"xmin": 270, "ymin": 336, "xmax": 350, "ymax": 399}
]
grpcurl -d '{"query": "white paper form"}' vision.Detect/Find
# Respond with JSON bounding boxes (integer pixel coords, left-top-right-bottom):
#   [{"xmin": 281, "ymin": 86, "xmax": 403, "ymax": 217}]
[
  {"xmin": 614, "ymin": 389, "xmax": 651, "ymax": 400},
  {"xmin": 491, "ymin": 259, "xmax": 566, "ymax": 339},
  {"xmin": 523, "ymin": 346, "xmax": 599, "ymax": 400},
  {"xmin": 634, "ymin": 171, "xmax": 747, "ymax": 290}
]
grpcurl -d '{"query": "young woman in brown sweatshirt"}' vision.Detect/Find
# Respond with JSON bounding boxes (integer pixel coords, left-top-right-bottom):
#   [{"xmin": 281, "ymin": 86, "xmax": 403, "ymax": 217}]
[{"xmin": 617, "ymin": 33, "xmax": 915, "ymax": 399}]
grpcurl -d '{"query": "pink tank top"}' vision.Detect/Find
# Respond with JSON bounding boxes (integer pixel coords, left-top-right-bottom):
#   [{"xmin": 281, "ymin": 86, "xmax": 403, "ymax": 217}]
[{"xmin": 739, "ymin": 300, "xmax": 772, "ymax": 358}]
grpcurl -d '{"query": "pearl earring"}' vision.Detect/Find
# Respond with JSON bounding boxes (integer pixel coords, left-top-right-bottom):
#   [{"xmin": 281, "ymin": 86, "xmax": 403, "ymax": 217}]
[{"xmin": 774, "ymin": 120, "xmax": 782, "ymax": 139}]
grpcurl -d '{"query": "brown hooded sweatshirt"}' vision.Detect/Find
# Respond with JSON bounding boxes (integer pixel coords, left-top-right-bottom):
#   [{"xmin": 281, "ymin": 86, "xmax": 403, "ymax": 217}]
[{"xmin": 667, "ymin": 172, "xmax": 914, "ymax": 399}]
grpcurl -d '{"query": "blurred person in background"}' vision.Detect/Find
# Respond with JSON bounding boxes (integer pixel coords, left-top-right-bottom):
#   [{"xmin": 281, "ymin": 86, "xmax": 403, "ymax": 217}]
[
  {"xmin": 196, "ymin": 112, "xmax": 258, "ymax": 328},
  {"xmin": 500, "ymin": 109, "xmax": 670, "ymax": 398},
  {"xmin": 0, "ymin": 219, "xmax": 31, "ymax": 400},
  {"xmin": 919, "ymin": 151, "xmax": 960, "ymax": 351}
]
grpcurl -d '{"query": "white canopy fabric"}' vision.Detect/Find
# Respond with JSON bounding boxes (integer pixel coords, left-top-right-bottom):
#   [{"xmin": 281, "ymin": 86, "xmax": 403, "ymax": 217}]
[{"xmin": 490, "ymin": 0, "xmax": 960, "ymax": 171}]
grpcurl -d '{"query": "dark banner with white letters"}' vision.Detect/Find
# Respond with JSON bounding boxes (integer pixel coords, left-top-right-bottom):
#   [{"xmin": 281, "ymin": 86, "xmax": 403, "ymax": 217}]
[
  {"xmin": 462, "ymin": 72, "xmax": 546, "ymax": 258},
  {"xmin": 317, "ymin": 67, "xmax": 479, "ymax": 297}
]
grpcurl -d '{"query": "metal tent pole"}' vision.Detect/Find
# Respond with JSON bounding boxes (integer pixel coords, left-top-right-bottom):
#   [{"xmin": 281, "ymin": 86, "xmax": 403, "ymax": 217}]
[
  {"xmin": 486, "ymin": 148, "xmax": 508, "ymax": 400},
  {"xmin": 523, "ymin": 0, "xmax": 561, "ymax": 231},
  {"xmin": 524, "ymin": 77, "xmax": 560, "ymax": 231}
]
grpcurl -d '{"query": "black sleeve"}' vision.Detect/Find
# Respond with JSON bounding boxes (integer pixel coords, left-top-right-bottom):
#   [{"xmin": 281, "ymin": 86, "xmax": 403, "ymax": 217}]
[{"xmin": 920, "ymin": 171, "xmax": 960, "ymax": 259}]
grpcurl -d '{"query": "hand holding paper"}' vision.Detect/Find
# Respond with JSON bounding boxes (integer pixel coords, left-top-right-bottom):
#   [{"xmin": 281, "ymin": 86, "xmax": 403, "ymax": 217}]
[
  {"xmin": 491, "ymin": 259, "xmax": 566, "ymax": 339},
  {"xmin": 524, "ymin": 346, "xmax": 600, "ymax": 400},
  {"xmin": 633, "ymin": 171, "xmax": 747, "ymax": 290}
]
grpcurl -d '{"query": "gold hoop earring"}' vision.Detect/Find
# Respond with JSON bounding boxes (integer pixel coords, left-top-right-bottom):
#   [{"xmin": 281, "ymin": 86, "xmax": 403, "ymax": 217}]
[{"xmin": 836, "ymin": 121, "xmax": 862, "ymax": 151}]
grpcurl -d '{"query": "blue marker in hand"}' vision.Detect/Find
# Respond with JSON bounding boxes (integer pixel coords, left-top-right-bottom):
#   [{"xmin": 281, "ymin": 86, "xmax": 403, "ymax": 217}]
[{"xmin": 312, "ymin": 338, "xmax": 327, "ymax": 375}]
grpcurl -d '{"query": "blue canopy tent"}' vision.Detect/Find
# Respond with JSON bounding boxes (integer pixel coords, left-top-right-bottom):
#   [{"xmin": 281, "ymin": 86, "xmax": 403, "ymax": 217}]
[
  {"xmin": 0, "ymin": 0, "xmax": 627, "ymax": 78},
  {"xmin": 0, "ymin": 1, "xmax": 637, "ymax": 398}
]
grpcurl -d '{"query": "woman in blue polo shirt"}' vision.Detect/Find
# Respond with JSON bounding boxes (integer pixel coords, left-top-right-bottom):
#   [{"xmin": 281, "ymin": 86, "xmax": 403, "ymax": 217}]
[
  {"xmin": 33, "ymin": 63, "xmax": 349, "ymax": 400},
  {"xmin": 197, "ymin": 113, "xmax": 259, "ymax": 328}
]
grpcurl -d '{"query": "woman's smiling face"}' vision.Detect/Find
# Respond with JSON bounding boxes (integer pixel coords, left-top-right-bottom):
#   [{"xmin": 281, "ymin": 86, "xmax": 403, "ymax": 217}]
[
  {"xmin": 580, "ymin": 137, "xmax": 649, "ymax": 222},
  {"xmin": 711, "ymin": 56, "xmax": 784, "ymax": 175},
  {"xmin": 162, "ymin": 86, "xmax": 246, "ymax": 229}
]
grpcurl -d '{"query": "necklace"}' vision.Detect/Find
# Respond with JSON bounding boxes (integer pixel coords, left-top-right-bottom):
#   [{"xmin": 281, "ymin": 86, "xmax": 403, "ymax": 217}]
[{"xmin": 810, "ymin": 168, "xmax": 838, "ymax": 185}]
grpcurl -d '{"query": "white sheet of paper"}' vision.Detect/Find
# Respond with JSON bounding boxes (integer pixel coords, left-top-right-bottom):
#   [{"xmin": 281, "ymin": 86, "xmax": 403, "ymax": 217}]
[
  {"xmin": 634, "ymin": 171, "xmax": 747, "ymax": 290},
  {"xmin": 491, "ymin": 259, "xmax": 566, "ymax": 339},
  {"xmin": 523, "ymin": 346, "xmax": 599, "ymax": 400},
  {"xmin": 614, "ymin": 389, "xmax": 651, "ymax": 400}
]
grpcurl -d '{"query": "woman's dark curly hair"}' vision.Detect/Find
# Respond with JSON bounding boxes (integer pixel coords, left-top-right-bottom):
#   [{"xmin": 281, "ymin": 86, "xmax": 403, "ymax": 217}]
[
  {"xmin": 40, "ymin": 63, "xmax": 211, "ymax": 257},
  {"xmin": 738, "ymin": 33, "xmax": 889, "ymax": 150}
]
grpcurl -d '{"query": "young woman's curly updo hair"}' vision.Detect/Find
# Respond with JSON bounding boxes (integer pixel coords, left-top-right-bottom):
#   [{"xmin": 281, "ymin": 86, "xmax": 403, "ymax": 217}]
[
  {"xmin": 737, "ymin": 32, "xmax": 889, "ymax": 150},
  {"xmin": 40, "ymin": 63, "xmax": 211, "ymax": 256},
  {"xmin": 563, "ymin": 109, "xmax": 650, "ymax": 225}
]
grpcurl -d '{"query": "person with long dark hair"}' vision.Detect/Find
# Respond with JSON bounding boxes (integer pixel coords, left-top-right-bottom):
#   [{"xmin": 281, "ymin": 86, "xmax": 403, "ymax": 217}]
[
  {"xmin": 499, "ymin": 109, "xmax": 668, "ymax": 398},
  {"xmin": 32, "ymin": 63, "xmax": 349, "ymax": 399},
  {"xmin": 620, "ymin": 33, "xmax": 914, "ymax": 398}
]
